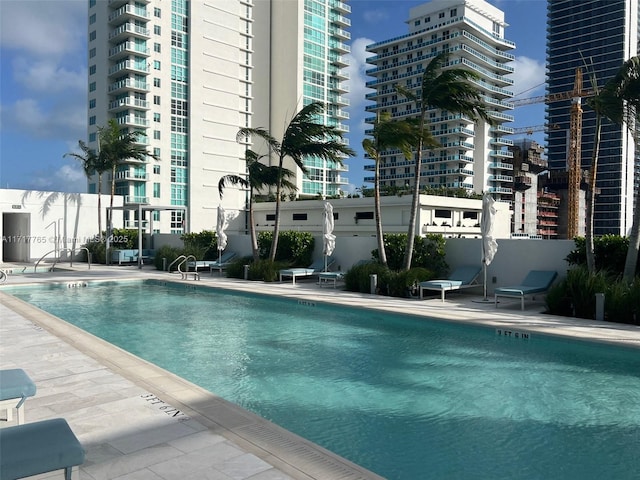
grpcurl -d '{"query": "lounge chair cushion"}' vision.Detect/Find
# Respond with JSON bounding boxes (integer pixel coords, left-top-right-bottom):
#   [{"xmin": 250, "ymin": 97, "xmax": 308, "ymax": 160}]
[
  {"xmin": 494, "ymin": 270, "xmax": 558, "ymax": 296},
  {"xmin": 0, "ymin": 418, "xmax": 85, "ymax": 480},
  {"xmin": 0, "ymin": 369, "xmax": 36, "ymax": 405}
]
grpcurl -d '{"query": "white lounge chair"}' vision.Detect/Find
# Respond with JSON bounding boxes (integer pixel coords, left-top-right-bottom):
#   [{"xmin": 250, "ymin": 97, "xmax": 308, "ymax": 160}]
[
  {"xmin": 279, "ymin": 257, "xmax": 335, "ymax": 284},
  {"xmin": 494, "ymin": 270, "xmax": 558, "ymax": 310},
  {"xmin": 419, "ymin": 266, "xmax": 482, "ymax": 301}
]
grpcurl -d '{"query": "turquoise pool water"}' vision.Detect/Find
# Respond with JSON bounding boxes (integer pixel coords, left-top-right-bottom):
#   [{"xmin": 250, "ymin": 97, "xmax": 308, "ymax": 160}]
[{"xmin": 6, "ymin": 280, "xmax": 640, "ymax": 480}]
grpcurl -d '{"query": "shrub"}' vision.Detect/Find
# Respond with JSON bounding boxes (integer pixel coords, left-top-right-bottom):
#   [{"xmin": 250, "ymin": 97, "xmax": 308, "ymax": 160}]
[
  {"xmin": 344, "ymin": 261, "xmax": 389, "ymax": 293},
  {"xmin": 83, "ymin": 239, "xmax": 106, "ymax": 264},
  {"xmin": 225, "ymin": 256, "xmax": 253, "ymax": 279},
  {"xmin": 257, "ymin": 231, "xmax": 314, "ymax": 265},
  {"xmin": 248, "ymin": 259, "xmax": 288, "ymax": 282},
  {"xmin": 371, "ymin": 233, "xmax": 448, "ymax": 275},
  {"xmin": 566, "ymin": 235, "xmax": 632, "ymax": 274},
  {"xmin": 153, "ymin": 245, "xmax": 184, "ymax": 271},
  {"xmin": 383, "ymin": 268, "xmax": 435, "ymax": 298},
  {"xmin": 181, "ymin": 230, "xmax": 218, "ymax": 260}
]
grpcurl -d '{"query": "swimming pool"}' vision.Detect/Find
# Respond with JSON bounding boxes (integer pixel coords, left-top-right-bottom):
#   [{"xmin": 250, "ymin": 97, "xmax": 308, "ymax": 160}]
[{"xmin": 6, "ymin": 280, "xmax": 640, "ymax": 480}]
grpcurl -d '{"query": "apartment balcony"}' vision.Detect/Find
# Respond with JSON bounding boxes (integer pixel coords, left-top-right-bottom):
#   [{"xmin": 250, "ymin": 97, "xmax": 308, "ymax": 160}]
[
  {"xmin": 489, "ymin": 174, "xmax": 514, "ymax": 183},
  {"xmin": 330, "ymin": 55, "xmax": 349, "ymax": 68},
  {"xmin": 117, "ymin": 115, "xmax": 149, "ymax": 128},
  {"xmin": 330, "ymin": 69, "xmax": 349, "ymax": 81},
  {"xmin": 124, "ymin": 195, "xmax": 149, "ymax": 204},
  {"xmin": 107, "ymin": 0, "xmax": 129, "ymax": 7},
  {"xmin": 489, "ymin": 150, "xmax": 514, "ymax": 159},
  {"xmin": 331, "ymin": 1, "xmax": 351, "ymax": 14},
  {"xmin": 115, "ymin": 171, "xmax": 148, "ymax": 181},
  {"xmin": 331, "ymin": 82, "xmax": 349, "ymax": 94},
  {"xmin": 109, "ymin": 96, "xmax": 150, "ymax": 113},
  {"xmin": 424, "ymin": 168, "xmax": 474, "ymax": 178},
  {"xmin": 488, "ymin": 186, "xmax": 513, "ymax": 194},
  {"xmin": 490, "ymin": 137, "xmax": 514, "ymax": 147},
  {"xmin": 108, "ymin": 4, "xmax": 149, "ymax": 24},
  {"xmin": 331, "ymin": 26, "xmax": 350, "ymax": 41},
  {"xmin": 489, "ymin": 162, "xmax": 513, "ymax": 170},
  {"xmin": 334, "ymin": 109, "xmax": 349, "ymax": 120},
  {"xmin": 108, "ymin": 77, "xmax": 149, "ymax": 94},
  {"xmin": 109, "ymin": 23, "xmax": 150, "ymax": 43},
  {"xmin": 109, "ymin": 41, "xmax": 150, "ymax": 61},
  {"xmin": 490, "ymin": 125, "xmax": 514, "ymax": 135},
  {"xmin": 124, "ymin": 220, "xmax": 149, "ymax": 229},
  {"xmin": 329, "ymin": 43, "xmax": 350, "ymax": 57},
  {"xmin": 327, "ymin": 175, "xmax": 349, "ymax": 185},
  {"xmin": 109, "ymin": 60, "xmax": 149, "ymax": 77},
  {"xmin": 329, "ymin": 13, "xmax": 350, "ymax": 27}
]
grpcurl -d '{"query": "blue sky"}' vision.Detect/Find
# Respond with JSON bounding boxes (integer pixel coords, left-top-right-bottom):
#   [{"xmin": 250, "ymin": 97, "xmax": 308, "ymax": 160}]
[{"xmin": 0, "ymin": 0, "xmax": 547, "ymax": 194}]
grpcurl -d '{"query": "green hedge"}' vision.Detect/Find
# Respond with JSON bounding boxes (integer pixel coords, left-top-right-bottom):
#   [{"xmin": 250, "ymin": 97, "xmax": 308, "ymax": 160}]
[
  {"xmin": 257, "ymin": 231, "xmax": 314, "ymax": 266},
  {"xmin": 371, "ymin": 233, "xmax": 448, "ymax": 276}
]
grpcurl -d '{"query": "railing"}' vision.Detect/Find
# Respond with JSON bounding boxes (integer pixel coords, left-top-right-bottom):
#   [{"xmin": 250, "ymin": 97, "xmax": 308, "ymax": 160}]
[
  {"xmin": 34, "ymin": 247, "xmax": 91, "ymax": 272},
  {"xmin": 167, "ymin": 255, "xmax": 187, "ymax": 272}
]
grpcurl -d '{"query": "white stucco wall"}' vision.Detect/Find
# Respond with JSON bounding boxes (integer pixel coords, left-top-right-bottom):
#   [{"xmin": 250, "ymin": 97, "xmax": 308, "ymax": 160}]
[{"xmin": 1, "ymin": 189, "xmax": 122, "ymax": 263}]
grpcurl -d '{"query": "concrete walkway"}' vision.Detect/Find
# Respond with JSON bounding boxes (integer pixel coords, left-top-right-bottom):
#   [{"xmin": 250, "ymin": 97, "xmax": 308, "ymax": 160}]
[{"xmin": 1, "ymin": 264, "xmax": 639, "ymax": 480}]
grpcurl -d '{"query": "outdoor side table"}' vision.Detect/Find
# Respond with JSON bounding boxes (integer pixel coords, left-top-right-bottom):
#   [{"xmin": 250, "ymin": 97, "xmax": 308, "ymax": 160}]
[{"xmin": 0, "ymin": 369, "xmax": 37, "ymax": 425}]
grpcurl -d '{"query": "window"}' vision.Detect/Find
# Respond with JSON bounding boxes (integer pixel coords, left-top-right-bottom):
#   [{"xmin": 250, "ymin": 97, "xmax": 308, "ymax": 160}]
[
  {"xmin": 434, "ymin": 209, "xmax": 451, "ymax": 218},
  {"xmin": 463, "ymin": 211, "xmax": 478, "ymax": 219},
  {"xmin": 439, "ymin": 12, "xmax": 445, "ymax": 18},
  {"xmin": 154, "ymin": 130, "xmax": 161, "ymax": 140},
  {"xmin": 154, "ymin": 60, "xmax": 161, "ymax": 70},
  {"xmin": 89, "ymin": 65, "xmax": 96, "ymax": 75},
  {"xmin": 89, "ymin": 30, "xmax": 96, "ymax": 41},
  {"xmin": 154, "ymin": 7, "xmax": 161, "ymax": 17},
  {"xmin": 153, "ymin": 165, "xmax": 161, "ymax": 174},
  {"xmin": 154, "ymin": 25, "xmax": 161, "ymax": 35},
  {"xmin": 89, "ymin": 132, "xmax": 96, "ymax": 142},
  {"xmin": 292, "ymin": 213, "xmax": 307, "ymax": 221},
  {"xmin": 153, "ymin": 211, "xmax": 160, "ymax": 221},
  {"xmin": 154, "ymin": 43, "xmax": 161, "ymax": 53},
  {"xmin": 153, "ymin": 148, "xmax": 161, "ymax": 157},
  {"xmin": 414, "ymin": 20, "xmax": 420, "ymax": 26},
  {"xmin": 154, "ymin": 77, "xmax": 161, "ymax": 87},
  {"xmin": 450, "ymin": 8, "xmax": 457, "ymax": 17},
  {"xmin": 89, "ymin": 48, "xmax": 96, "ymax": 58},
  {"xmin": 153, "ymin": 183, "xmax": 161, "ymax": 198},
  {"xmin": 89, "ymin": 99, "xmax": 96, "ymax": 109},
  {"xmin": 266, "ymin": 214, "xmax": 276, "ymax": 221},
  {"xmin": 154, "ymin": 113, "xmax": 161, "ymax": 122},
  {"xmin": 355, "ymin": 212, "xmax": 374, "ymax": 220},
  {"xmin": 89, "ymin": 13, "xmax": 96, "ymax": 24},
  {"xmin": 89, "ymin": 0, "xmax": 96, "ymax": 6},
  {"xmin": 89, "ymin": 116, "xmax": 96, "ymax": 125},
  {"xmin": 153, "ymin": 95, "xmax": 161, "ymax": 105},
  {"xmin": 89, "ymin": 82, "xmax": 96, "ymax": 92}
]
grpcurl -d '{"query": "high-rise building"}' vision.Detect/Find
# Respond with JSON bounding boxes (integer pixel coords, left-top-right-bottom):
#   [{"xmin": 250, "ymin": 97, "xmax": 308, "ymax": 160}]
[
  {"xmin": 546, "ymin": 0, "xmax": 639, "ymax": 236},
  {"xmin": 252, "ymin": 0, "xmax": 351, "ymax": 198},
  {"xmin": 87, "ymin": 0, "xmax": 350, "ymax": 234},
  {"xmin": 363, "ymin": 0, "xmax": 515, "ymax": 201}
]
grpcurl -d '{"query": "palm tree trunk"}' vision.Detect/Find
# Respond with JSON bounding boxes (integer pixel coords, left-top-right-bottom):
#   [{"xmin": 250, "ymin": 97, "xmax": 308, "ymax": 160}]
[
  {"xmin": 269, "ymin": 155, "xmax": 284, "ymax": 262},
  {"xmin": 249, "ymin": 191, "xmax": 259, "ymax": 261},
  {"xmin": 403, "ymin": 129, "xmax": 425, "ymax": 270},
  {"xmin": 97, "ymin": 173, "xmax": 103, "ymax": 241},
  {"xmin": 586, "ymin": 114, "xmax": 602, "ymax": 273},
  {"xmin": 374, "ymin": 155, "xmax": 387, "ymax": 267},
  {"xmin": 623, "ymin": 196, "xmax": 640, "ymax": 281}
]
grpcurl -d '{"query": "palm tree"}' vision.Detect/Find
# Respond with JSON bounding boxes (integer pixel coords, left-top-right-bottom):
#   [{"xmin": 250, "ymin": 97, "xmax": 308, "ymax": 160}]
[
  {"xmin": 98, "ymin": 119, "xmax": 157, "ymax": 235},
  {"xmin": 362, "ymin": 113, "xmax": 425, "ymax": 267},
  {"xmin": 218, "ymin": 149, "xmax": 296, "ymax": 261},
  {"xmin": 396, "ymin": 52, "xmax": 493, "ymax": 270},
  {"xmin": 603, "ymin": 57, "xmax": 640, "ymax": 281},
  {"xmin": 64, "ymin": 141, "xmax": 105, "ymax": 238},
  {"xmin": 238, "ymin": 101, "xmax": 354, "ymax": 261}
]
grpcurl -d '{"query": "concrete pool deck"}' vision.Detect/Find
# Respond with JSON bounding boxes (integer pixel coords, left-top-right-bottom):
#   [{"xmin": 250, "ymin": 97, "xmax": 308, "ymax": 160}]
[{"xmin": 1, "ymin": 264, "xmax": 639, "ymax": 480}]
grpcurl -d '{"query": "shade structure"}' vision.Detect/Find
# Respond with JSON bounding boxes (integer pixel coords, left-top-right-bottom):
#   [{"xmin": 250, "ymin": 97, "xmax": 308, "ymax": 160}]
[
  {"xmin": 480, "ymin": 193, "xmax": 498, "ymax": 300},
  {"xmin": 323, "ymin": 201, "xmax": 336, "ymax": 271}
]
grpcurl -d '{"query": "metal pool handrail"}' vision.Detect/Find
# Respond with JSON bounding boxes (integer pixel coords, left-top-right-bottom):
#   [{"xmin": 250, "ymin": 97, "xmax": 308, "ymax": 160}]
[{"xmin": 167, "ymin": 255, "xmax": 187, "ymax": 272}]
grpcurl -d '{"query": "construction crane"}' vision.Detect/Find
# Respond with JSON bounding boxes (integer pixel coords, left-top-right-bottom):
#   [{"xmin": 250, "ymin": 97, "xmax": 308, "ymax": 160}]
[{"xmin": 508, "ymin": 68, "xmax": 593, "ymax": 237}]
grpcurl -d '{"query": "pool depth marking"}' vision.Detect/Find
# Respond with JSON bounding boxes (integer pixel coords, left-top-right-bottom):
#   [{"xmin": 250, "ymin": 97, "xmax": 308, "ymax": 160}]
[{"xmin": 496, "ymin": 328, "xmax": 531, "ymax": 340}]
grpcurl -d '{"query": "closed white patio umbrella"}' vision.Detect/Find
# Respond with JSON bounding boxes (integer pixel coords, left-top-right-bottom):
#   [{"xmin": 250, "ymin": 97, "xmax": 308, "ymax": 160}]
[
  {"xmin": 323, "ymin": 201, "xmax": 335, "ymax": 272},
  {"xmin": 480, "ymin": 193, "xmax": 498, "ymax": 301}
]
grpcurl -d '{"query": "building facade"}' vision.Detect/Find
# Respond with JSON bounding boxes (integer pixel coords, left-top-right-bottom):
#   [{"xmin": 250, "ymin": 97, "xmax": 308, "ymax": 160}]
[
  {"xmin": 87, "ymin": 0, "xmax": 351, "ymax": 234},
  {"xmin": 546, "ymin": 0, "xmax": 639, "ymax": 236},
  {"xmin": 252, "ymin": 0, "xmax": 351, "ymax": 199},
  {"xmin": 363, "ymin": 0, "xmax": 515, "ymax": 201}
]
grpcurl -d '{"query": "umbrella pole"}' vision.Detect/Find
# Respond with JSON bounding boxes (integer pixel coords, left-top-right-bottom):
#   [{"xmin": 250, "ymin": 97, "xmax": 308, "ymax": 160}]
[{"xmin": 483, "ymin": 261, "xmax": 488, "ymax": 301}]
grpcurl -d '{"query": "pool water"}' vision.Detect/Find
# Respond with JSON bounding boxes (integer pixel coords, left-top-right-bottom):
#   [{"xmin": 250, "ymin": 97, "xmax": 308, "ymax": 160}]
[{"xmin": 7, "ymin": 280, "xmax": 640, "ymax": 480}]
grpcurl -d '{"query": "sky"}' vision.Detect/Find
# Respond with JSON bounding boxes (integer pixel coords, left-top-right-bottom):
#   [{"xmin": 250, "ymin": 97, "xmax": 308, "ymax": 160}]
[{"xmin": 0, "ymin": 0, "xmax": 547, "ymax": 194}]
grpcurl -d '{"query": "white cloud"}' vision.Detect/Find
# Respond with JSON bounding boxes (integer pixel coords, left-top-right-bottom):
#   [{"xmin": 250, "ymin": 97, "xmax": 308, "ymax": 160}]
[
  {"xmin": 0, "ymin": 0, "xmax": 86, "ymax": 58},
  {"xmin": 13, "ymin": 58, "xmax": 86, "ymax": 94},
  {"xmin": 28, "ymin": 162, "xmax": 87, "ymax": 193},
  {"xmin": 345, "ymin": 37, "xmax": 376, "ymax": 113},
  {"xmin": 510, "ymin": 56, "xmax": 546, "ymax": 98},
  {"xmin": 4, "ymin": 96, "xmax": 86, "ymax": 140}
]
